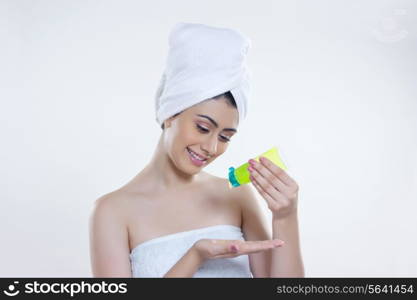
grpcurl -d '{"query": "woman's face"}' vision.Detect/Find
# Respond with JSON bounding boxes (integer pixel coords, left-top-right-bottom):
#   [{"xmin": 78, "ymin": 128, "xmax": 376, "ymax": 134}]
[{"xmin": 163, "ymin": 97, "xmax": 239, "ymax": 174}]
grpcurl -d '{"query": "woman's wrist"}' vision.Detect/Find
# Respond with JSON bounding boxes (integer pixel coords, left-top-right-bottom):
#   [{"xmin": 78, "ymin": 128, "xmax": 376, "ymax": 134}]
[
  {"xmin": 163, "ymin": 244, "xmax": 205, "ymax": 277},
  {"xmin": 190, "ymin": 243, "xmax": 206, "ymax": 266}
]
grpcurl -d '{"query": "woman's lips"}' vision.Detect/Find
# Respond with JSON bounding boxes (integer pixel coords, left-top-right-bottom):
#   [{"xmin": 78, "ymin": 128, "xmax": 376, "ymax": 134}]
[{"xmin": 187, "ymin": 147, "xmax": 207, "ymax": 167}]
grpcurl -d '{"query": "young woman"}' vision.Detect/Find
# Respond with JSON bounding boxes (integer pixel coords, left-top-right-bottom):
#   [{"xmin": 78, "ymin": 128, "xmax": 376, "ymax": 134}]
[{"xmin": 89, "ymin": 22, "xmax": 304, "ymax": 278}]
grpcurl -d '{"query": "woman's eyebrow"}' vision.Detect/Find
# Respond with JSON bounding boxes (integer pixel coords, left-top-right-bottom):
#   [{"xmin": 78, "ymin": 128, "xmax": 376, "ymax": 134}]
[{"xmin": 196, "ymin": 114, "xmax": 237, "ymax": 132}]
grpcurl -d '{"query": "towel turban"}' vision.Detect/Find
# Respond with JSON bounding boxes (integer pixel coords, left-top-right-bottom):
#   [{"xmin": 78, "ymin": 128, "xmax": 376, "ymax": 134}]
[{"xmin": 154, "ymin": 22, "xmax": 252, "ymax": 128}]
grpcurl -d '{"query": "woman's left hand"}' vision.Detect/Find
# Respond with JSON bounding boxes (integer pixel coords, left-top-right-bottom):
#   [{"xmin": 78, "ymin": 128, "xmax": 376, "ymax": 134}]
[{"xmin": 247, "ymin": 156, "xmax": 299, "ymax": 220}]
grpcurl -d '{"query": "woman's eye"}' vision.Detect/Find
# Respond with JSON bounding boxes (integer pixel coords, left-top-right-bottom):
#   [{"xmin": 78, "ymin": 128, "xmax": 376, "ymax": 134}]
[
  {"xmin": 196, "ymin": 124, "xmax": 231, "ymax": 142},
  {"xmin": 220, "ymin": 136, "xmax": 231, "ymax": 142},
  {"xmin": 196, "ymin": 124, "xmax": 209, "ymax": 132}
]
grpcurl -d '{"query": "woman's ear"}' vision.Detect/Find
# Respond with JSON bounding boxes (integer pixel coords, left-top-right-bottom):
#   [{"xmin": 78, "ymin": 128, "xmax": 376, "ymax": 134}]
[
  {"xmin": 164, "ymin": 111, "xmax": 182, "ymax": 129},
  {"xmin": 164, "ymin": 117, "xmax": 173, "ymax": 129},
  {"xmin": 163, "ymin": 119, "xmax": 170, "ymax": 129},
  {"xmin": 165, "ymin": 113, "xmax": 180, "ymax": 129}
]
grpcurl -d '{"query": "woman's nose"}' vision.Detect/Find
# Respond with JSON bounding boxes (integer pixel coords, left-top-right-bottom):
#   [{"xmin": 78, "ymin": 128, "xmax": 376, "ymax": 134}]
[{"xmin": 201, "ymin": 136, "xmax": 218, "ymax": 157}]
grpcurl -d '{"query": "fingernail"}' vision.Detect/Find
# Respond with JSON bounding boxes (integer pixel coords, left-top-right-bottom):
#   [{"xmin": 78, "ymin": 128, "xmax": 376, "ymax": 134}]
[
  {"xmin": 274, "ymin": 240, "xmax": 284, "ymax": 246},
  {"xmin": 231, "ymin": 245, "xmax": 238, "ymax": 252}
]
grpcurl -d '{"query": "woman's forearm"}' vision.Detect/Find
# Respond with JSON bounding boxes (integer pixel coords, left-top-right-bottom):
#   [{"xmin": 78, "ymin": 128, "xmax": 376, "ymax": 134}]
[
  {"xmin": 270, "ymin": 213, "xmax": 305, "ymax": 277},
  {"xmin": 163, "ymin": 245, "xmax": 204, "ymax": 277}
]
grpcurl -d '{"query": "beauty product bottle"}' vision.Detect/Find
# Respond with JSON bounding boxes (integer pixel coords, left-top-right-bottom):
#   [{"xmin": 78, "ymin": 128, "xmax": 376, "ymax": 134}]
[{"xmin": 228, "ymin": 146, "xmax": 288, "ymax": 188}]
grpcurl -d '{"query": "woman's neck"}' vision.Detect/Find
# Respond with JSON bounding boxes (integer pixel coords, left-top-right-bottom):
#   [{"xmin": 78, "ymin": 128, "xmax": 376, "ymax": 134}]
[{"xmin": 126, "ymin": 133, "xmax": 208, "ymax": 194}]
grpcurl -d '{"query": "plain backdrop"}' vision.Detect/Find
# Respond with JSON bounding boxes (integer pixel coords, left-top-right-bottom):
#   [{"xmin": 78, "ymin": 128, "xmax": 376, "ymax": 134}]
[{"xmin": 1, "ymin": 0, "xmax": 416, "ymax": 277}]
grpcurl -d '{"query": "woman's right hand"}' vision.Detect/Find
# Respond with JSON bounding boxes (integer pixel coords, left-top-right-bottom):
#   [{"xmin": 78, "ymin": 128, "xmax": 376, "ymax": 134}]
[{"xmin": 193, "ymin": 238, "xmax": 284, "ymax": 261}]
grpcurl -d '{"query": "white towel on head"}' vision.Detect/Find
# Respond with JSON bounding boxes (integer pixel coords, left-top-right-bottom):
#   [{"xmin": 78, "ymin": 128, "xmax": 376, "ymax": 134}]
[{"xmin": 154, "ymin": 22, "xmax": 252, "ymax": 127}]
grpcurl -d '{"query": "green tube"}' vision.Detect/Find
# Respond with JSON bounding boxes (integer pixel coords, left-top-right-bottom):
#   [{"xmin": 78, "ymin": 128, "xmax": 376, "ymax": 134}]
[{"xmin": 228, "ymin": 146, "xmax": 288, "ymax": 188}]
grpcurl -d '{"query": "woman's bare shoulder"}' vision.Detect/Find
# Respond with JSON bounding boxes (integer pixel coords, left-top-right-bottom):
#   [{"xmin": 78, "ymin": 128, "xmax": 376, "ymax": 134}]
[
  {"xmin": 201, "ymin": 172, "xmax": 228, "ymax": 187},
  {"xmin": 94, "ymin": 188, "xmax": 130, "ymax": 206},
  {"xmin": 92, "ymin": 187, "xmax": 146, "ymax": 219},
  {"xmin": 202, "ymin": 173, "xmax": 242, "ymax": 203}
]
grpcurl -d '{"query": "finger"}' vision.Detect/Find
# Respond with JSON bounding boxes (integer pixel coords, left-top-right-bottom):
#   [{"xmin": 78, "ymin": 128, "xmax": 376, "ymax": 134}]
[
  {"xmin": 249, "ymin": 159, "xmax": 289, "ymax": 193},
  {"xmin": 212, "ymin": 240, "xmax": 284, "ymax": 258},
  {"xmin": 250, "ymin": 177, "xmax": 277, "ymax": 209},
  {"xmin": 249, "ymin": 167, "xmax": 288, "ymax": 204},
  {"xmin": 214, "ymin": 244, "xmax": 278, "ymax": 259},
  {"xmin": 240, "ymin": 239, "xmax": 284, "ymax": 253},
  {"xmin": 220, "ymin": 240, "xmax": 244, "ymax": 254},
  {"xmin": 203, "ymin": 239, "xmax": 236, "ymax": 256},
  {"xmin": 209, "ymin": 241, "xmax": 242, "ymax": 258},
  {"xmin": 259, "ymin": 156, "xmax": 297, "ymax": 187},
  {"xmin": 247, "ymin": 243, "xmax": 284, "ymax": 254},
  {"xmin": 212, "ymin": 253, "xmax": 239, "ymax": 259},
  {"xmin": 226, "ymin": 240, "xmax": 277, "ymax": 253},
  {"xmin": 246, "ymin": 239, "xmax": 285, "ymax": 248}
]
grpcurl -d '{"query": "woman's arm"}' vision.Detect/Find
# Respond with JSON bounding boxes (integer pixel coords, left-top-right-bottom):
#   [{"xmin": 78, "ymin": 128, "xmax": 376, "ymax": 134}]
[
  {"xmin": 90, "ymin": 193, "xmax": 204, "ymax": 278},
  {"xmin": 236, "ymin": 183, "xmax": 274, "ymax": 277},
  {"xmin": 247, "ymin": 156, "xmax": 305, "ymax": 277},
  {"xmin": 270, "ymin": 213, "xmax": 304, "ymax": 277},
  {"xmin": 163, "ymin": 245, "xmax": 204, "ymax": 277},
  {"xmin": 89, "ymin": 195, "xmax": 133, "ymax": 277}
]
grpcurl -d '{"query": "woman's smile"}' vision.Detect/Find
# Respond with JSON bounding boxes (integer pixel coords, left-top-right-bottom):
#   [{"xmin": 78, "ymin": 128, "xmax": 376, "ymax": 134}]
[{"xmin": 186, "ymin": 147, "xmax": 208, "ymax": 167}]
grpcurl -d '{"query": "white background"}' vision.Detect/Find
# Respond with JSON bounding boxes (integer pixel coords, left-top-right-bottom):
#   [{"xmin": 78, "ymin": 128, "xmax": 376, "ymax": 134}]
[{"xmin": 1, "ymin": 0, "xmax": 416, "ymax": 277}]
